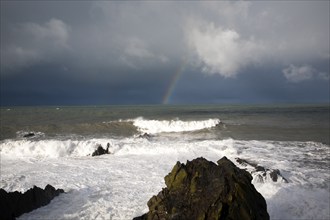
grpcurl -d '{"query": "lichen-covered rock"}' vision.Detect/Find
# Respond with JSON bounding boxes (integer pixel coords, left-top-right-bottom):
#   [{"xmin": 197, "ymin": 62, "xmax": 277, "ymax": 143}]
[
  {"xmin": 0, "ymin": 184, "xmax": 64, "ymax": 220},
  {"xmin": 134, "ymin": 157, "xmax": 269, "ymax": 220}
]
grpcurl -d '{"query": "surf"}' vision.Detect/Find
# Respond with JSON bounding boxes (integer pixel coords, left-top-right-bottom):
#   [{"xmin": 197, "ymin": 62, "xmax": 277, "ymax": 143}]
[{"xmin": 128, "ymin": 117, "xmax": 221, "ymax": 134}]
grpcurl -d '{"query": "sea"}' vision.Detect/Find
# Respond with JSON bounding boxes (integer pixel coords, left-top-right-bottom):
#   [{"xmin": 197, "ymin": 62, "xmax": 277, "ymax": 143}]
[{"xmin": 0, "ymin": 104, "xmax": 329, "ymax": 220}]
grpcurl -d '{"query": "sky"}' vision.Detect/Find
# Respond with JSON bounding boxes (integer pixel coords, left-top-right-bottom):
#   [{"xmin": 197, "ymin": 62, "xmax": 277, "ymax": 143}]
[{"xmin": 1, "ymin": 1, "xmax": 329, "ymax": 106}]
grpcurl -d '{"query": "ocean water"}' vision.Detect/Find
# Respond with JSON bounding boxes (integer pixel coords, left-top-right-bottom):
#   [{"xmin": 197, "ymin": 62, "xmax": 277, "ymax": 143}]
[{"xmin": 0, "ymin": 104, "xmax": 329, "ymax": 219}]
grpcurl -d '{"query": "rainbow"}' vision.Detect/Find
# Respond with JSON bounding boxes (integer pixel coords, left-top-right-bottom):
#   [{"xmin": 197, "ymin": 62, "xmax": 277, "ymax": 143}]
[{"xmin": 162, "ymin": 58, "xmax": 187, "ymax": 104}]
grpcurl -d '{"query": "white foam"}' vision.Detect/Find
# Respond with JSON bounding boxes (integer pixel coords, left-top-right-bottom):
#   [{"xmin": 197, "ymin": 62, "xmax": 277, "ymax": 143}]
[
  {"xmin": 129, "ymin": 117, "xmax": 221, "ymax": 134},
  {"xmin": 1, "ymin": 138, "xmax": 329, "ymax": 219},
  {"xmin": 0, "ymin": 139, "xmax": 112, "ymax": 158}
]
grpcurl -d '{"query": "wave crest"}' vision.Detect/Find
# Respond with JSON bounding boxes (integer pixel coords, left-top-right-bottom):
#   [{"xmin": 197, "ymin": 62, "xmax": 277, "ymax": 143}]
[
  {"xmin": 0, "ymin": 139, "xmax": 110, "ymax": 158},
  {"xmin": 129, "ymin": 117, "xmax": 221, "ymax": 134}
]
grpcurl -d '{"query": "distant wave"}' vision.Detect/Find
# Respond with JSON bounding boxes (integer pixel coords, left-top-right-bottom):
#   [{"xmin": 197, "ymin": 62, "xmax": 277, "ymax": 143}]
[{"xmin": 127, "ymin": 117, "xmax": 221, "ymax": 134}]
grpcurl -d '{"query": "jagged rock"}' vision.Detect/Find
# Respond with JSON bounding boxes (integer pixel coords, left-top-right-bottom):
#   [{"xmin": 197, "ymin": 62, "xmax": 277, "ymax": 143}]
[
  {"xmin": 269, "ymin": 169, "xmax": 281, "ymax": 182},
  {"xmin": 133, "ymin": 157, "xmax": 269, "ymax": 220},
  {"xmin": 23, "ymin": 132, "xmax": 35, "ymax": 138},
  {"xmin": 255, "ymin": 166, "xmax": 266, "ymax": 172},
  {"xmin": 235, "ymin": 157, "xmax": 288, "ymax": 183},
  {"xmin": 215, "ymin": 121, "xmax": 224, "ymax": 127},
  {"xmin": 138, "ymin": 133, "xmax": 152, "ymax": 139},
  {"xmin": 92, "ymin": 143, "xmax": 110, "ymax": 156},
  {"xmin": 0, "ymin": 184, "xmax": 64, "ymax": 220}
]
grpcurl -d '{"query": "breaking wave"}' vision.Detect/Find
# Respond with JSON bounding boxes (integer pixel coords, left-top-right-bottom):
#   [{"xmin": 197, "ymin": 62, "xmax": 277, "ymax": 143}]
[
  {"xmin": 127, "ymin": 117, "xmax": 221, "ymax": 134},
  {"xmin": 0, "ymin": 139, "xmax": 111, "ymax": 158}
]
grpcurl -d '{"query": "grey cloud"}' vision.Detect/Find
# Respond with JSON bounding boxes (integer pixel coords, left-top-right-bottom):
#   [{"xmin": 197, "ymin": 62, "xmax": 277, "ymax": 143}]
[
  {"xmin": 283, "ymin": 64, "xmax": 329, "ymax": 83},
  {"xmin": 58, "ymin": 1, "xmax": 180, "ymax": 73},
  {"xmin": 124, "ymin": 38, "xmax": 153, "ymax": 59},
  {"xmin": 22, "ymin": 19, "xmax": 69, "ymax": 46},
  {"xmin": 318, "ymin": 72, "xmax": 330, "ymax": 81},
  {"xmin": 0, "ymin": 1, "xmax": 329, "ymax": 105},
  {"xmin": 2, "ymin": 1, "xmax": 328, "ymax": 77},
  {"xmin": 185, "ymin": 1, "xmax": 329, "ymax": 77},
  {"xmin": 186, "ymin": 21, "xmax": 265, "ymax": 77},
  {"xmin": 1, "ymin": 18, "xmax": 70, "ymax": 71},
  {"xmin": 283, "ymin": 64, "xmax": 315, "ymax": 83}
]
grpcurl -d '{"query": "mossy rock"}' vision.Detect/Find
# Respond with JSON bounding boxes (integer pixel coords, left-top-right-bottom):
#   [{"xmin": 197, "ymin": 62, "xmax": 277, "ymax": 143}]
[{"xmin": 133, "ymin": 157, "xmax": 269, "ymax": 220}]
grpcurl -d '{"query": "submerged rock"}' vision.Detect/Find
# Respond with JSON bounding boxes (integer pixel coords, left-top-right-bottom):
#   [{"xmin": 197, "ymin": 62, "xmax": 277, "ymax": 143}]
[
  {"xmin": 235, "ymin": 157, "xmax": 288, "ymax": 183},
  {"xmin": 134, "ymin": 157, "xmax": 269, "ymax": 220},
  {"xmin": 0, "ymin": 184, "xmax": 64, "ymax": 220},
  {"xmin": 92, "ymin": 143, "xmax": 110, "ymax": 156}
]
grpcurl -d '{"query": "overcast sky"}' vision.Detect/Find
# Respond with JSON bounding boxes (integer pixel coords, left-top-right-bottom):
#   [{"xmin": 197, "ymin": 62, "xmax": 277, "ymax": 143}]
[{"xmin": 1, "ymin": 1, "xmax": 329, "ymax": 106}]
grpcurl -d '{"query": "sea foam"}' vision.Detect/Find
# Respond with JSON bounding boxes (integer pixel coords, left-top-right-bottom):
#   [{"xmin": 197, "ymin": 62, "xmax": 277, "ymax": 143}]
[
  {"xmin": 0, "ymin": 139, "xmax": 108, "ymax": 158},
  {"xmin": 129, "ymin": 117, "xmax": 221, "ymax": 134},
  {"xmin": 1, "ymin": 138, "xmax": 329, "ymax": 220}
]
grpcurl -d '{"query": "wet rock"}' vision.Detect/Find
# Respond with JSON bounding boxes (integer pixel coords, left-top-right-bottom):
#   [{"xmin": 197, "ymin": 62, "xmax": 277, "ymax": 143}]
[
  {"xmin": 269, "ymin": 169, "xmax": 281, "ymax": 182},
  {"xmin": 23, "ymin": 132, "xmax": 35, "ymax": 138},
  {"xmin": 138, "ymin": 133, "xmax": 152, "ymax": 139},
  {"xmin": 216, "ymin": 121, "xmax": 225, "ymax": 128},
  {"xmin": 235, "ymin": 157, "xmax": 288, "ymax": 183},
  {"xmin": 255, "ymin": 166, "xmax": 266, "ymax": 172},
  {"xmin": 92, "ymin": 143, "xmax": 110, "ymax": 156},
  {"xmin": 0, "ymin": 184, "xmax": 64, "ymax": 220},
  {"xmin": 133, "ymin": 157, "xmax": 269, "ymax": 220},
  {"xmin": 236, "ymin": 158, "xmax": 257, "ymax": 167}
]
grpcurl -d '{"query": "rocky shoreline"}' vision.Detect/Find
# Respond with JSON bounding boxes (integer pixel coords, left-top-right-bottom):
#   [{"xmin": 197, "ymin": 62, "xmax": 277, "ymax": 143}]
[
  {"xmin": 0, "ymin": 185, "xmax": 64, "ymax": 220},
  {"xmin": 134, "ymin": 157, "xmax": 269, "ymax": 220},
  {"xmin": 236, "ymin": 157, "xmax": 288, "ymax": 183},
  {"xmin": 1, "ymin": 156, "xmax": 273, "ymax": 220}
]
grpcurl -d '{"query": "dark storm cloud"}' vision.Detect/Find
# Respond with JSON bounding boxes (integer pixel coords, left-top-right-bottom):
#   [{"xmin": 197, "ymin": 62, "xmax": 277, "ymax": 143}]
[
  {"xmin": 171, "ymin": 66, "xmax": 329, "ymax": 104},
  {"xmin": 1, "ymin": 62, "xmax": 173, "ymax": 105},
  {"xmin": 0, "ymin": 1, "xmax": 329, "ymax": 105}
]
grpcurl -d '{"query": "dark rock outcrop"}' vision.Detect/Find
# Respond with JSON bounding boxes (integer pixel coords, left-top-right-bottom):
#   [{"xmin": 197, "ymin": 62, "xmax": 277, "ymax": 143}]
[
  {"xmin": 138, "ymin": 133, "xmax": 152, "ymax": 139},
  {"xmin": 92, "ymin": 143, "xmax": 110, "ymax": 156},
  {"xmin": 23, "ymin": 132, "xmax": 35, "ymax": 138},
  {"xmin": 236, "ymin": 157, "xmax": 288, "ymax": 183},
  {"xmin": 134, "ymin": 157, "xmax": 269, "ymax": 220},
  {"xmin": 0, "ymin": 184, "xmax": 64, "ymax": 220}
]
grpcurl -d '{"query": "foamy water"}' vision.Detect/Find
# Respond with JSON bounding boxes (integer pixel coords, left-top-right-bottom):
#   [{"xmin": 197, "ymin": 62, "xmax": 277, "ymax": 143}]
[
  {"xmin": 1, "ymin": 105, "xmax": 329, "ymax": 219},
  {"xmin": 1, "ymin": 136, "xmax": 329, "ymax": 220}
]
